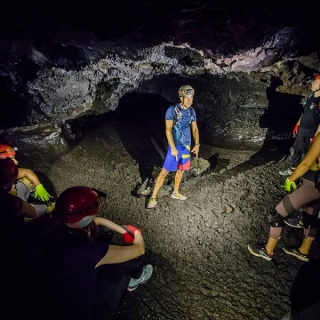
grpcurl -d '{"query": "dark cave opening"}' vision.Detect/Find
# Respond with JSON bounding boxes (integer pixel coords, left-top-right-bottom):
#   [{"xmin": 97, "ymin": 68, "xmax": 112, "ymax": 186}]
[
  {"xmin": 62, "ymin": 75, "xmax": 306, "ymax": 182},
  {"xmin": 263, "ymin": 78, "xmax": 303, "ymax": 140},
  {"xmin": 113, "ymin": 92, "xmax": 172, "ymax": 180},
  {"xmin": 0, "ymin": 77, "xmax": 28, "ymax": 129}
]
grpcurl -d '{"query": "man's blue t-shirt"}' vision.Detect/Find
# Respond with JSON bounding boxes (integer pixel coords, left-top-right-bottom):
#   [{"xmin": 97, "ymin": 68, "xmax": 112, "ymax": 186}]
[{"xmin": 165, "ymin": 104, "xmax": 197, "ymax": 146}]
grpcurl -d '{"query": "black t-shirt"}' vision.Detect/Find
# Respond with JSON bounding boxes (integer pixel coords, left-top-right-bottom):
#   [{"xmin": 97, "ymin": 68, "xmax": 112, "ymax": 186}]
[
  {"xmin": 0, "ymin": 193, "xmax": 24, "ymax": 254},
  {"xmin": 299, "ymin": 93, "xmax": 320, "ymax": 135},
  {"xmin": 37, "ymin": 229, "xmax": 110, "ymax": 320}
]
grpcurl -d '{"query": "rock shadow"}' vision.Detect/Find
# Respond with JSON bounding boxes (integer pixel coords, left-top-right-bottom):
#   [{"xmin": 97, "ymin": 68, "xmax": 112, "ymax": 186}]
[
  {"xmin": 114, "ymin": 93, "xmax": 172, "ymax": 181},
  {"xmin": 207, "ymin": 76, "xmax": 303, "ymax": 179}
]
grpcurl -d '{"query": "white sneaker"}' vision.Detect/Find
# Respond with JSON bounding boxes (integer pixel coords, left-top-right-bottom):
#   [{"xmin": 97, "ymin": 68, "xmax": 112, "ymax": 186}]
[
  {"xmin": 171, "ymin": 192, "xmax": 187, "ymax": 201},
  {"xmin": 279, "ymin": 168, "xmax": 294, "ymax": 176},
  {"xmin": 127, "ymin": 264, "xmax": 153, "ymax": 291}
]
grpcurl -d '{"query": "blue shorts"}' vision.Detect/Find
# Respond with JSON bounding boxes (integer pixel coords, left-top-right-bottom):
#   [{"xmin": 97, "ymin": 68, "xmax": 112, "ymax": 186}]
[{"xmin": 163, "ymin": 145, "xmax": 191, "ymax": 172}]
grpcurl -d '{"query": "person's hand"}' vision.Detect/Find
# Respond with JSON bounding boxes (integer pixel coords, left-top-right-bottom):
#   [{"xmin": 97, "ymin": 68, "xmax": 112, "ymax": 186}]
[
  {"xmin": 171, "ymin": 147, "xmax": 178, "ymax": 161},
  {"xmin": 310, "ymin": 136, "xmax": 315, "ymax": 144},
  {"xmin": 292, "ymin": 124, "xmax": 300, "ymax": 137},
  {"xmin": 282, "ymin": 178, "xmax": 297, "ymax": 192},
  {"xmin": 191, "ymin": 144, "xmax": 200, "ymax": 158},
  {"xmin": 34, "ymin": 184, "xmax": 50, "ymax": 202},
  {"xmin": 122, "ymin": 225, "xmax": 142, "ymax": 244},
  {"xmin": 9, "ymin": 184, "xmax": 18, "ymax": 196}
]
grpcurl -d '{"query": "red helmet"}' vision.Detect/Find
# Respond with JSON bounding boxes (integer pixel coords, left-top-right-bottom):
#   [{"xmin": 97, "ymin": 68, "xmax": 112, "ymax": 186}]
[
  {"xmin": 0, "ymin": 144, "xmax": 17, "ymax": 159},
  {"xmin": 56, "ymin": 186, "xmax": 101, "ymax": 226},
  {"xmin": 0, "ymin": 158, "xmax": 18, "ymax": 192}
]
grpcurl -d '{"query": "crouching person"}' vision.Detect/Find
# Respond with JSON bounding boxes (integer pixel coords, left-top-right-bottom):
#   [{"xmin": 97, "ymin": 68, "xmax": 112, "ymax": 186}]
[{"xmin": 35, "ymin": 186, "xmax": 153, "ymax": 320}]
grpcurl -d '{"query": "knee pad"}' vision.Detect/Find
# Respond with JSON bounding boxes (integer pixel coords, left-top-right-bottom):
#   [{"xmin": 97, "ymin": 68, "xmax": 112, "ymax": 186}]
[
  {"xmin": 302, "ymin": 212, "xmax": 318, "ymax": 229},
  {"xmin": 269, "ymin": 211, "xmax": 285, "ymax": 227}
]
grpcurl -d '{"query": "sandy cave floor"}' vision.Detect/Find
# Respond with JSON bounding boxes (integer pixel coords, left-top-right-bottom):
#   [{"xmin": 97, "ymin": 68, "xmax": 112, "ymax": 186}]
[{"xmin": 23, "ymin": 117, "xmax": 320, "ymax": 320}]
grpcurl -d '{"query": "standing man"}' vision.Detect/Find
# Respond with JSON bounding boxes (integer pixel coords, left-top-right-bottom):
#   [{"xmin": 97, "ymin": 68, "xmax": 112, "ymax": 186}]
[
  {"xmin": 279, "ymin": 75, "xmax": 320, "ymax": 176},
  {"xmin": 147, "ymin": 85, "xmax": 200, "ymax": 209}
]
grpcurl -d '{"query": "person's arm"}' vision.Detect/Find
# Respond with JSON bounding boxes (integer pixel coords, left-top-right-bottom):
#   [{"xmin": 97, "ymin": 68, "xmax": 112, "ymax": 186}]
[
  {"xmin": 21, "ymin": 199, "xmax": 37, "ymax": 218},
  {"xmin": 94, "ymin": 216, "xmax": 127, "ymax": 234},
  {"xmin": 314, "ymin": 125, "xmax": 320, "ymax": 137},
  {"xmin": 296, "ymin": 114, "xmax": 302, "ymax": 126},
  {"xmin": 17, "ymin": 168, "xmax": 41, "ymax": 186},
  {"xmin": 165, "ymin": 120, "xmax": 178, "ymax": 157},
  {"xmin": 95, "ymin": 231, "xmax": 145, "ymax": 266},
  {"xmin": 7, "ymin": 188, "xmax": 36, "ymax": 217},
  {"xmin": 191, "ymin": 121, "xmax": 200, "ymax": 157},
  {"xmin": 288, "ymin": 132, "xmax": 320, "ymax": 182},
  {"xmin": 292, "ymin": 115, "xmax": 302, "ymax": 136},
  {"xmin": 17, "ymin": 168, "xmax": 51, "ymax": 201}
]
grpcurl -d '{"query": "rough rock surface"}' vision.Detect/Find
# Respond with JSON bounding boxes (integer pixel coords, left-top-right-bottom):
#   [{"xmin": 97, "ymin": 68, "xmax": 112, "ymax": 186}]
[
  {"xmin": 0, "ymin": 0, "xmax": 320, "ymax": 144},
  {"xmin": 1, "ymin": 2, "xmax": 320, "ymax": 319},
  {"xmin": 15, "ymin": 115, "xmax": 320, "ymax": 320}
]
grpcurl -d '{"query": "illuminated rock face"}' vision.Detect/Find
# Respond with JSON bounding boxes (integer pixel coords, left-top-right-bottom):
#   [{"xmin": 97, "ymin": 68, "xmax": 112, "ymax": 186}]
[
  {"xmin": 0, "ymin": 1, "xmax": 319, "ymax": 144},
  {"xmin": 1, "ymin": 4, "xmax": 320, "ymax": 320}
]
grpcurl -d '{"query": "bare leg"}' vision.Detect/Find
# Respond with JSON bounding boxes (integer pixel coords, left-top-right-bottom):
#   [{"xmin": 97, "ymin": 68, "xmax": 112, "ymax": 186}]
[
  {"xmin": 265, "ymin": 237, "xmax": 278, "ymax": 255},
  {"xmin": 173, "ymin": 169, "xmax": 184, "ymax": 194},
  {"xmin": 299, "ymin": 238, "xmax": 313, "ymax": 255},
  {"xmin": 151, "ymin": 168, "xmax": 169, "ymax": 199}
]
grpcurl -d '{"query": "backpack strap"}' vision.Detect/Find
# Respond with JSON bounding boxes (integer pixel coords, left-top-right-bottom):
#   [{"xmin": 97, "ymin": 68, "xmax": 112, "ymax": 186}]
[
  {"xmin": 173, "ymin": 104, "xmax": 181, "ymax": 126},
  {"xmin": 190, "ymin": 107, "xmax": 195, "ymax": 122},
  {"xmin": 173, "ymin": 105, "xmax": 195, "ymax": 125}
]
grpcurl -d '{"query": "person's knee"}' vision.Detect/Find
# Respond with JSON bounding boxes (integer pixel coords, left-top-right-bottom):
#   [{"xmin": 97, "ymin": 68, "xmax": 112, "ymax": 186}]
[
  {"xmin": 303, "ymin": 212, "xmax": 317, "ymax": 237},
  {"xmin": 175, "ymin": 169, "xmax": 184, "ymax": 176},
  {"xmin": 159, "ymin": 169, "xmax": 169, "ymax": 178},
  {"xmin": 269, "ymin": 211, "xmax": 285, "ymax": 227}
]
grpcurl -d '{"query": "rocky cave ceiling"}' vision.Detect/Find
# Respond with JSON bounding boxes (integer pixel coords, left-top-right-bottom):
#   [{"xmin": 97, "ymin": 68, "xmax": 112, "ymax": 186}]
[{"xmin": 0, "ymin": 0, "xmax": 319, "ymax": 152}]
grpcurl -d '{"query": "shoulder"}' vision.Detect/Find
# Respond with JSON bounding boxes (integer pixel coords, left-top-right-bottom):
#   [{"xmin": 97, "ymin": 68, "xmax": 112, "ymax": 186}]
[
  {"xmin": 167, "ymin": 105, "xmax": 176, "ymax": 112},
  {"xmin": 165, "ymin": 105, "xmax": 176, "ymax": 119},
  {"xmin": 190, "ymin": 107, "xmax": 197, "ymax": 119}
]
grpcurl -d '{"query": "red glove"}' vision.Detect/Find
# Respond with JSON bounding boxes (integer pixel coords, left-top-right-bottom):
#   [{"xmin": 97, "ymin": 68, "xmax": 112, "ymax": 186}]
[
  {"xmin": 292, "ymin": 124, "xmax": 300, "ymax": 136},
  {"xmin": 122, "ymin": 225, "xmax": 142, "ymax": 244}
]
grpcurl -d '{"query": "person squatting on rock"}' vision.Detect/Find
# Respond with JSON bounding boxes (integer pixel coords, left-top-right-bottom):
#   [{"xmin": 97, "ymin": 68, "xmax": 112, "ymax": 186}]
[
  {"xmin": 0, "ymin": 144, "xmax": 55, "ymax": 217},
  {"xmin": 34, "ymin": 186, "xmax": 153, "ymax": 320},
  {"xmin": 147, "ymin": 85, "xmax": 200, "ymax": 209},
  {"xmin": 248, "ymin": 132, "xmax": 320, "ymax": 262},
  {"xmin": 279, "ymin": 75, "xmax": 320, "ymax": 177}
]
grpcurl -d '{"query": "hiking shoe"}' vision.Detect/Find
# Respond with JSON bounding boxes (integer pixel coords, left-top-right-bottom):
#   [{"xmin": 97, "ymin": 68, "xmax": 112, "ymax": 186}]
[
  {"xmin": 147, "ymin": 197, "xmax": 157, "ymax": 209},
  {"xmin": 247, "ymin": 242, "xmax": 273, "ymax": 261},
  {"xmin": 127, "ymin": 264, "xmax": 153, "ymax": 291},
  {"xmin": 283, "ymin": 247, "xmax": 309, "ymax": 262},
  {"xmin": 171, "ymin": 192, "xmax": 187, "ymax": 201},
  {"xmin": 284, "ymin": 217, "xmax": 304, "ymax": 229},
  {"xmin": 279, "ymin": 168, "xmax": 294, "ymax": 176}
]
